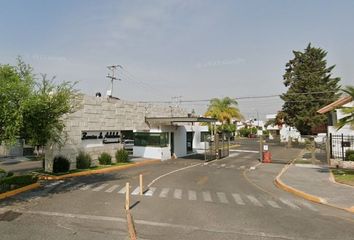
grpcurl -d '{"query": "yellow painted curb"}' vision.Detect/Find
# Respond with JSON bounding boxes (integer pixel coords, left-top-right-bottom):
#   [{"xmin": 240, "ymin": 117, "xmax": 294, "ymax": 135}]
[
  {"xmin": 39, "ymin": 160, "xmax": 161, "ymax": 181},
  {"xmin": 0, "ymin": 182, "xmax": 41, "ymax": 200},
  {"xmin": 274, "ymin": 177, "xmax": 326, "ymax": 204}
]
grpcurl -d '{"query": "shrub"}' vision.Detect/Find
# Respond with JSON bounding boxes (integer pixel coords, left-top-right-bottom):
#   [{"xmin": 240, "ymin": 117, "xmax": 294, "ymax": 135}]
[
  {"xmin": 115, "ymin": 149, "xmax": 129, "ymax": 163},
  {"xmin": 345, "ymin": 150, "xmax": 354, "ymax": 161},
  {"xmin": 98, "ymin": 152, "xmax": 112, "ymax": 165},
  {"xmin": 53, "ymin": 155, "xmax": 70, "ymax": 173},
  {"xmin": 1, "ymin": 175, "xmax": 38, "ymax": 186},
  {"xmin": 6, "ymin": 172, "xmax": 14, "ymax": 177},
  {"xmin": 76, "ymin": 151, "xmax": 92, "ymax": 169}
]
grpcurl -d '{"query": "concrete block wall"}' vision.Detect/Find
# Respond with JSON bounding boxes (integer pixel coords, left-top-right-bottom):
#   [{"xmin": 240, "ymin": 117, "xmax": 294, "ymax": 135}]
[{"xmin": 45, "ymin": 95, "xmax": 187, "ymax": 172}]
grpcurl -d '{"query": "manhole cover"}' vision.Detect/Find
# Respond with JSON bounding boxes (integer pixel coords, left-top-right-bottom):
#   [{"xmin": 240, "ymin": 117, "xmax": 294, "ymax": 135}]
[{"xmin": 0, "ymin": 211, "xmax": 22, "ymax": 222}]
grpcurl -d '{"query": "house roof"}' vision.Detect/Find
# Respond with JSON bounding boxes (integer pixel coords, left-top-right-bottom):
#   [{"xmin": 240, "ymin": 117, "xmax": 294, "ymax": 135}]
[
  {"xmin": 145, "ymin": 116, "xmax": 217, "ymax": 125},
  {"xmin": 317, "ymin": 96, "xmax": 353, "ymax": 114}
]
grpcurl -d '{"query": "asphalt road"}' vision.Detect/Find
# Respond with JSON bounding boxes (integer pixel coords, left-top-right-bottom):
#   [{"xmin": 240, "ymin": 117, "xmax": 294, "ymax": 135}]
[{"xmin": 1, "ymin": 147, "xmax": 354, "ymax": 240}]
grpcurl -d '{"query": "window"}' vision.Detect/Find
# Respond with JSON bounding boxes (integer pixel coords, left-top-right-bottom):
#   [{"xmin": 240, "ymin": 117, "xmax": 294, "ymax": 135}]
[
  {"xmin": 200, "ymin": 132, "xmax": 211, "ymax": 142},
  {"xmin": 134, "ymin": 132, "xmax": 169, "ymax": 147}
]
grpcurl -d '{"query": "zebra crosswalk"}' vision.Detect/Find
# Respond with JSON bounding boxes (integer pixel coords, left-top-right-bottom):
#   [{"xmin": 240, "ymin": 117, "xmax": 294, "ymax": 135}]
[{"xmin": 57, "ymin": 182, "xmax": 318, "ymax": 212}]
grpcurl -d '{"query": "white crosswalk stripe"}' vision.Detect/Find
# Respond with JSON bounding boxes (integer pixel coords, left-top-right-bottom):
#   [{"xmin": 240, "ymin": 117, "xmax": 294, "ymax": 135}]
[
  {"xmin": 105, "ymin": 185, "xmax": 120, "ymax": 193},
  {"xmin": 297, "ymin": 201, "xmax": 318, "ymax": 211},
  {"xmin": 144, "ymin": 187, "xmax": 156, "ymax": 197},
  {"xmin": 217, "ymin": 192, "xmax": 229, "ymax": 204},
  {"xmin": 131, "ymin": 187, "xmax": 141, "ymax": 195},
  {"xmin": 188, "ymin": 190, "xmax": 197, "ymax": 201},
  {"xmin": 70, "ymin": 183, "xmax": 85, "ymax": 190},
  {"xmin": 118, "ymin": 186, "xmax": 127, "ymax": 194},
  {"xmin": 279, "ymin": 198, "xmax": 300, "ymax": 210},
  {"xmin": 80, "ymin": 184, "xmax": 95, "ymax": 190},
  {"xmin": 232, "ymin": 193, "xmax": 245, "ymax": 205},
  {"xmin": 174, "ymin": 189, "xmax": 182, "ymax": 199},
  {"xmin": 247, "ymin": 195, "xmax": 263, "ymax": 207},
  {"xmin": 92, "ymin": 184, "xmax": 109, "ymax": 192},
  {"xmin": 202, "ymin": 191, "xmax": 213, "ymax": 202},
  {"xmin": 267, "ymin": 200, "xmax": 281, "ymax": 208},
  {"xmin": 159, "ymin": 188, "xmax": 170, "ymax": 198}
]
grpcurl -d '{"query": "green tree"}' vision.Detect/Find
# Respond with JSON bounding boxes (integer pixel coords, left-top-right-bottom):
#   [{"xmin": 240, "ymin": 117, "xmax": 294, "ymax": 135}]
[
  {"xmin": 337, "ymin": 86, "xmax": 354, "ymax": 130},
  {"xmin": 281, "ymin": 43, "xmax": 341, "ymax": 135},
  {"xmin": 0, "ymin": 58, "xmax": 34, "ymax": 143},
  {"xmin": 21, "ymin": 75, "xmax": 79, "ymax": 155},
  {"xmin": 204, "ymin": 97, "xmax": 243, "ymax": 133}
]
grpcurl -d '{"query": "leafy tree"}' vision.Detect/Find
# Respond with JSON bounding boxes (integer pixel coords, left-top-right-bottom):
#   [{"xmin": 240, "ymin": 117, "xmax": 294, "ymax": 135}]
[
  {"xmin": 337, "ymin": 86, "xmax": 354, "ymax": 130},
  {"xmin": 0, "ymin": 58, "xmax": 34, "ymax": 144},
  {"xmin": 204, "ymin": 97, "xmax": 243, "ymax": 133},
  {"xmin": 21, "ymin": 75, "xmax": 79, "ymax": 155},
  {"xmin": 281, "ymin": 43, "xmax": 341, "ymax": 135}
]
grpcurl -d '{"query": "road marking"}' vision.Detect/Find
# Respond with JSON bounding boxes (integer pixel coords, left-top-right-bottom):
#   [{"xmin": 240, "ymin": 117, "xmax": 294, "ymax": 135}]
[
  {"xmin": 144, "ymin": 187, "xmax": 156, "ymax": 197},
  {"xmin": 232, "ymin": 150, "xmax": 259, "ymax": 153},
  {"xmin": 92, "ymin": 184, "xmax": 109, "ymax": 192},
  {"xmin": 267, "ymin": 200, "xmax": 281, "ymax": 208},
  {"xmin": 80, "ymin": 184, "xmax": 95, "ymax": 190},
  {"xmin": 147, "ymin": 163, "xmax": 201, "ymax": 187},
  {"xmin": 173, "ymin": 189, "xmax": 182, "ymax": 199},
  {"xmin": 70, "ymin": 183, "xmax": 85, "ymax": 190},
  {"xmin": 247, "ymin": 195, "xmax": 263, "ymax": 207},
  {"xmin": 159, "ymin": 188, "xmax": 170, "ymax": 198},
  {"xmin": 118, "ymin": 186, "xmax": 127, "ymax": 194},
  {"xmin": 232, "ymin": 193, "xmax": 245, "ymax": 205},
  {"xmin": 221, "ymin": 164, "xmax": 226, "ymax": 167},
  {"xmin": 45, "ymin": 180, "xmax": 64, "ymax": 188},
  {"xmin": 230, "ymin": 165, "xmax": 235, "ymax": 168},
  {"xmin": 202, "ymin": 191, "xmax": 213, "ymax": 202},
  {"xmin": 131, "ymin": 187, "xmax": 140, "ymax": 195},
  {"xmin": 298, "ymin": 201, "xmax": 318, "ymax": 211},
  {"xmin": 279, "ymin": 198, "xmax": 300, "ymax": 210},
  {"xmin": 17, "ymin": 210, "xmax": 309, "ymax": 239},
  {"xmin": 216, "ymin": 192, "xmax": 229, "ymax": 204},
  {"xmin": 105, "ymin": 185, "xmax": 120, "ymax": 193},
  {"xmin": 188, "ymin": 190, "xmax": 197, "ymax": 201}
]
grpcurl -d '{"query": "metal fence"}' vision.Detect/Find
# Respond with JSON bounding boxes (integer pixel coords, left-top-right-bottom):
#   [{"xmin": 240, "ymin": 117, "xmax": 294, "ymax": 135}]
[
  {"xmin": 330, "ymin": 134, "xmax": 354, "ymax": 161},
  {"xmin": 203, "ymin": 133, "xmax": 230, "ymax": 161}
]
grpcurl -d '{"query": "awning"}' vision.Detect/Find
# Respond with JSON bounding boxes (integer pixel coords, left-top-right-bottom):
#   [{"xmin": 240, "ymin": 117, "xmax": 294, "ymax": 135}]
[{"xmin": 145, "ymin": 117, "xmax": 217, "ymax": 126}]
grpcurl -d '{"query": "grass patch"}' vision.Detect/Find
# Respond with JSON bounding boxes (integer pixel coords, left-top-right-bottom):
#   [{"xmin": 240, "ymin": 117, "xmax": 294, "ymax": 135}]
[
  {"xmin": 35, "ymin": 162, "xmax": 132, "ymax": 176},
  {"xmin": 332, "ymin": 169, "xmax": 354, "ymax": 187}
]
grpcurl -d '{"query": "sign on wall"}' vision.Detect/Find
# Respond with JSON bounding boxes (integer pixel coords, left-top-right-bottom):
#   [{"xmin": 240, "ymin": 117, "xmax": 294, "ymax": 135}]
[{"xmin": 81, "ymin": 131, "xmax": 120, "ymax": 144}]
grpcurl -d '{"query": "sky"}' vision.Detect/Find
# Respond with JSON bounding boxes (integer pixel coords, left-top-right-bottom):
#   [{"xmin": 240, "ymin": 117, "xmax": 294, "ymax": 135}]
[{"xmin": 1, "ymin": 0, "xmax": 353, "ymax": 120}]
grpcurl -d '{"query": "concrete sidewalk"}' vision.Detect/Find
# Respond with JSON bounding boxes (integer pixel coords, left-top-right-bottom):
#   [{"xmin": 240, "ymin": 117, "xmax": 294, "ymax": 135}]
[
  {"xmin": 277, "ymin": 162, "xmax": 354, "ymax": 212},
  {"xmin": 0, "ymin": 156, "xmax": 42, "ymax": 174}
]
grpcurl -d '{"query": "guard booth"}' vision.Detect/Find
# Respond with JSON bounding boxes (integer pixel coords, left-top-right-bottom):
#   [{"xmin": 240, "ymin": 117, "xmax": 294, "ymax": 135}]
[{"xmin": 134, "ymin": 116, "xmax": 226, "ymax": 161}]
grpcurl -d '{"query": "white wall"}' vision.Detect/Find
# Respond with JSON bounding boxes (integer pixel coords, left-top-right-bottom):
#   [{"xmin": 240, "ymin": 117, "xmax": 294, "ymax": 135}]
[
  {"xmin": 133, "ymin": 146, "xmax": 170, "ymax": 161},
  {"xmin": 329, "ymin": 101, "xmax": 354, "ymax": 136}
]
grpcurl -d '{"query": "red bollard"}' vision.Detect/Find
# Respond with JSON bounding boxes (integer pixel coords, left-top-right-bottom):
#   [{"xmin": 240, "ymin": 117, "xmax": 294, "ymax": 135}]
[{"xmin": 262, "ymin": 151, "xmax": 272, "ymax": 163}]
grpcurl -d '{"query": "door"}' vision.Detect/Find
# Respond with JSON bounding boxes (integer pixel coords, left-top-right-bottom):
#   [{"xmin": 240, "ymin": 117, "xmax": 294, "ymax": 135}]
[
  {"xmin": 170, "ymin": 132, "xmax": 174, "ymax": 156},
  {"xmin": 186, "ymin": 132, "xmax": 194, "ymax": 153}
]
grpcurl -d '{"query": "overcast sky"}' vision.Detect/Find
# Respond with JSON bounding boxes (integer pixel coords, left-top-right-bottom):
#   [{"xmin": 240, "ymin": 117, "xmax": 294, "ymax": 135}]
[{"xmin": 1, "ymin": 0, "xmax": 353, "ymax": 119}]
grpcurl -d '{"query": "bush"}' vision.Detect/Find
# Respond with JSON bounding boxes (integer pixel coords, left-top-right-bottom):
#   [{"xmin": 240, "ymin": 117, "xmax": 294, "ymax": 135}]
[
  {"xmin": 1, "ymin": 175, "xmax": 38, "ymax": 186},
  {"xmin": 345, "ymin": 150, "xmax": 354, "ymax": 161},
  {"xmin": 98, "ymin": 152, "xmax": 112, "ymax": 165},
  {"xmin": 53, "ymin": 155, "xmax": 70, "ymax": 173},
  {"xmin": 6, "ymin": 172, "xmax": 14, "ymax": 177},
  {"xmin": 115, "ymin": 149, "xmax": 129, "ymax": 163},
  {"xmin": 76, "ymin": 151, "xmax": 92, "ymax": 169}
]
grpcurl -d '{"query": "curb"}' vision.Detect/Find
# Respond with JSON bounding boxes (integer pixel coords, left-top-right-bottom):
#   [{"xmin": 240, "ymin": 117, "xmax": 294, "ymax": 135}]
[
  {"xmin": 0, "ymin": 182, "xmax": 41, "ymax": 200},
  {"xmin": 274, "ymin": 176, "xmax": 327, "ymax": 204},
  {"xmin": 38, "ymin": 160, "xmax": 161, "ymax": 180},
  {"xmin": 275, "ymin": 160, "xmax": 354, "ymax": 214}
]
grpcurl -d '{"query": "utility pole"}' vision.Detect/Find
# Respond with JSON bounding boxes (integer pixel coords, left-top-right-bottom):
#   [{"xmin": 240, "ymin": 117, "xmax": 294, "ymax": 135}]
[{"xmin": 106, "ymin": 65, "xmax": 122, "ymax": 97}]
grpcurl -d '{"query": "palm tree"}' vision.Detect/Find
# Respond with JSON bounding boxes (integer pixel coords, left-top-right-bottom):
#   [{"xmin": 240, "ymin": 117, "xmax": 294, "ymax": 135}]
[
  {"xmin": 205, "ymin": 97, "xmax": 243, "ymax": 131},
  {"xmin": 337, "ymin": 86, "xmax": 354, "ymax": 130}
]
